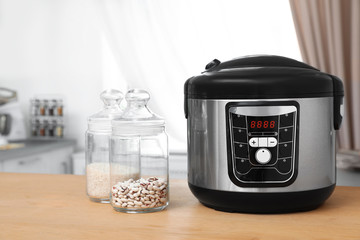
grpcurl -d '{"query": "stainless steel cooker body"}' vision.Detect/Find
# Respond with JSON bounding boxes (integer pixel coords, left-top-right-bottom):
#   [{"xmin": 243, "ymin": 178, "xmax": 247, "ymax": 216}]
[
  {"xmin": 184, "ymin": 55, "xmax": 344, "ymax": 212},
  {"xmin": 187, "ymin": 97, "xmax": 335, "ymax": 193}
]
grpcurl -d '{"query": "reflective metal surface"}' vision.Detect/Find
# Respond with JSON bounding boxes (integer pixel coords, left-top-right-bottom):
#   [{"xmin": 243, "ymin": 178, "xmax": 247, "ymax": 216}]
[
  {"xmin": 187, "ymin": 98, "xmax": 335, "ymax": 193},
  {"xmin": 229, "ymin": 105, "xmax": 296, "ymax": 116}
]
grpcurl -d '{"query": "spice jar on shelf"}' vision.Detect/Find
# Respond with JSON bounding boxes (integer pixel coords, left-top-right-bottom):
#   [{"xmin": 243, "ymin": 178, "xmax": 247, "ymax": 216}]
[
  {"xmin": 39, "ymin": 100, "xmax": 46, "ymax": 116},
  {"xmin": 110, "ymin": 89, "xmax": 169, "ymax": 213},
  {"xmin": 86, "ymin": 89, "xmax": 124, "ymax": 203},
  {"xmin": 55, "ymin": 119, "xmax": 64, "ymax": 138},
  {"xmin": 31, "ymin": 99, "xmax": 40, "ymax": 116},
  {"xmin": 31, "ymin": 119, "xmax": 38, "ymax": 137},
  {"xmin": 57, "ymin": 99, "xmax": 63, "ymax": 116},
  {"xmin": 39, "ymin": 119, "xmax": 45, "ymax": 136},
  {"xmin": 48, "ymin": 120, "xmax": 55, "ymax": 137},
  {"xmin": 48, "ymin": 100, "xmax": 56, "ymax": 116},
  {"xmin": 43, "ymin": 119, "xmax": 49, "ymax": 137}
]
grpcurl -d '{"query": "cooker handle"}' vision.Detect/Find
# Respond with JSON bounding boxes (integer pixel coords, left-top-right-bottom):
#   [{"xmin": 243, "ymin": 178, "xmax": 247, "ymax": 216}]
[
  {"xmin": 331, "ymin": 75, "xmax": 344, "ymax": 130},
  {"xmin": 184, "ymin": 77, "xmax": 193, "ymax": 119},
  {"xmin": 204, "ymin": 55, "xmax": 319, "ymax": 72}
]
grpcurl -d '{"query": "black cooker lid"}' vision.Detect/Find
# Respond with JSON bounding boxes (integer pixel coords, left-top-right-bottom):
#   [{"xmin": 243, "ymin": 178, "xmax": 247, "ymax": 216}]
[{"xmin": 184, "ymin": 55, "xmax": 344, "ymax": 99}]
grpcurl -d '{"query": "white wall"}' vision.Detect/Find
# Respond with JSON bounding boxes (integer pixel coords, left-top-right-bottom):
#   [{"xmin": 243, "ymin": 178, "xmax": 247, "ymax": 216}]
[
  {"xmin": 0, "ymin": 0, "xmax": 104, "ymax": 150},
  {"xmin": 0, "ymin": 0, "xmax": 302, "ymax": 152}
]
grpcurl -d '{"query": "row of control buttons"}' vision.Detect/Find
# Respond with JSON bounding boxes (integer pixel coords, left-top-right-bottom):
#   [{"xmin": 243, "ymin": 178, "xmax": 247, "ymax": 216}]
[
  {"xmin": 249, "ymin": 137, "xmax": 277, "ymax": 147},
  {"xmin": 235, "ymin": 142, "xmax": 292, "ymax": 162},
  {"xmin": 235, "ymin": 138, "xmax": 292, "ymax": 159}
]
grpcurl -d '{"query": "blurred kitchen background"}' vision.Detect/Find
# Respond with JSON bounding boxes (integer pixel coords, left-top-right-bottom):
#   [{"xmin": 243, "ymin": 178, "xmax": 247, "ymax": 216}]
[{"xmin": 0, "ymin": 0, "xmax": 359, "ymax": 185}]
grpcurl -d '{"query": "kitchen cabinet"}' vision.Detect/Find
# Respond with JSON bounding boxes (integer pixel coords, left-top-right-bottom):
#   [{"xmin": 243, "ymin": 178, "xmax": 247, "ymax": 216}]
[{"xmin": 0, "ymin": 139, "xmax": 75, "ymax": 174}]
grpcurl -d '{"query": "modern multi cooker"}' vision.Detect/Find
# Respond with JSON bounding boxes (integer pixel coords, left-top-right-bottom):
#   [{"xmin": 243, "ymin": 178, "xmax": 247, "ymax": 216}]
[{"xmin": 184, "ymin": 55, "xmax": 344, "ymax": 213}]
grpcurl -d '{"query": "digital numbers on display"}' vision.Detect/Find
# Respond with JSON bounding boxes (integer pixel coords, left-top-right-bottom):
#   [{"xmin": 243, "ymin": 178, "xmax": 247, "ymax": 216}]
[
  {"xmin": 250, "ymin": 121, "xmax": 276, "ymax": 129},
  {"xmin": 247, "ymin": 116, "xmax": 278, "ymax": 131}
]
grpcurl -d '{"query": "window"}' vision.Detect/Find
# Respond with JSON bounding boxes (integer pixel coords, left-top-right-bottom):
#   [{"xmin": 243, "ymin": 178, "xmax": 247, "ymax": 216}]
[{"xmin": 99, "ymin": 0, "xmax": 301, "ymax": 152}]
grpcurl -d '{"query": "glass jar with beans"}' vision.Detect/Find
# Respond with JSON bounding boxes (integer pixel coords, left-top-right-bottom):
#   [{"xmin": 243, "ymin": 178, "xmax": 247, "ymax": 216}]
[{"xmin": 110, "ymin": 89, "xmax": 169, "ymax": 213}]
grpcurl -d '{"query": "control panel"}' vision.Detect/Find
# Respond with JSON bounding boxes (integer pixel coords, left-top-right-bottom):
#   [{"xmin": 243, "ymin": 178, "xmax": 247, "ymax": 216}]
[{"xmin": 226, "ymin": 102, "xmax": 298, "ymax": 187}]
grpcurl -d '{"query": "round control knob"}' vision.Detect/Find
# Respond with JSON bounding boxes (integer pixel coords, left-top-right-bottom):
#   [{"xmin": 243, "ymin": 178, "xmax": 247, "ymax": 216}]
[{"xmin": 255, "ymin": 148, "xmax": 271, "ymax": 164}]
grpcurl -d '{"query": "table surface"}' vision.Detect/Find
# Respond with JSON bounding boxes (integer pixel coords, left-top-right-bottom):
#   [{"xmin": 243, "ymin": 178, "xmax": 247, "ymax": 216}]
[{"xmin": 1, "ymin": 173, "xmax": 360, "ymax": 240}]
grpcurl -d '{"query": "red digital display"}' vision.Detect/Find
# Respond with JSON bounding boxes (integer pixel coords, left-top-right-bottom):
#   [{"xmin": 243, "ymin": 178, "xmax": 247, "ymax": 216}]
[
  {"xmin": 247, "ymin": 116, "xmax": 278, "ymax": 130},
  {"xmin": 250, "ymin": 120, "xmax": 276, "ymax": 129}
]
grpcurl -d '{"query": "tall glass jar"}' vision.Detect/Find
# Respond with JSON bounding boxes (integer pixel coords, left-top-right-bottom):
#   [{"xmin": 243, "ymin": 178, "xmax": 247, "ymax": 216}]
[
  {"xmin": 110, "ymin": 89, "xmax": 169, "ymax": 213},
  {"xmin": 86, "ymin": 89, "xmax": 124, "ymax": 203}
]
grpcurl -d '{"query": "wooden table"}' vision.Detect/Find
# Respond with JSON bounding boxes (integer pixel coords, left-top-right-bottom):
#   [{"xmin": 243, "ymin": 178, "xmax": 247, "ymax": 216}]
[{"xmin": 0, "ymin": 173, "xmax": 360, "ymax": 240}]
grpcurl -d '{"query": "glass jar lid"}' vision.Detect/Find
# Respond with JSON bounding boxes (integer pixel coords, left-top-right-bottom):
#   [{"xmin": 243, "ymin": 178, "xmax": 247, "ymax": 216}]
[
  {"xmin": 112, "ymin": 89, "xmax": 165, "ymax": 135},
  {"xmin": 88, "ymin": 89, "xmax": 124, "ymax": 132}
]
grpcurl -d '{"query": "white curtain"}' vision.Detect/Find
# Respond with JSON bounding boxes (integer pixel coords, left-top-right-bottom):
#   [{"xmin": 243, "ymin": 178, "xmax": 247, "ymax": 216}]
[
  {"xmin": 95, "ymin": 0, "xmax": 301, "ymax": 151},
  {"xmin": 290, "ymin": 0, "xmax": 360, "ymax": 151}
]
